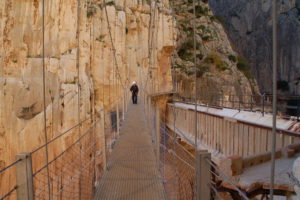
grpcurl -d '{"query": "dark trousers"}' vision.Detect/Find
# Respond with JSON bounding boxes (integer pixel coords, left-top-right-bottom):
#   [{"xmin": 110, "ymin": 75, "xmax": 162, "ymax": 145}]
[{"xmin": 132, "ymin": 94, "xmax": 138, "ymax": 104}]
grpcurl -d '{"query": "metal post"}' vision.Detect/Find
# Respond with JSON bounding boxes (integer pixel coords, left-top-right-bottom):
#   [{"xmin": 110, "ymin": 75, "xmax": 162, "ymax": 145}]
[
  {"xmin": 192, "ymin": 0, "xmax": 198, "ymax": 149},
  {"xmin": 297, "ymin": 98, "xmax": 300, "ymax": 122},
  {"xmin": 117, "ymin": 104, "xmax": 120, "ymax": 137},
  {"xmin": 16, "ymin": 153, "xmax": 34, "ymax": 200},
  {"xmin": 262, "ymin": 93, "xmax": 265, "ymax": 116},
  {"xmin": 250, "ymin": 95, "xmax": 253, "ymax": 111},
  {"xmin": 196, "ymin": 150, "xmax": 211, "ymax": 200},
  {"xmin": 156, "ymin": 107, "xmax": 160, "ymax": 162},
  {"xmin": 100, "ymin": 110, "xmax": 107, "ymax": 171},
  {"xmin": 238, "ymin": 97, "xmax": 241, "ymax": 112},
  {"xmin": 270, "ymin": 0, "xmax": 278, "ymax": 198},
  {"xmin": 123, "ymin": 93, "xmax": 125, "ymax": 121}
]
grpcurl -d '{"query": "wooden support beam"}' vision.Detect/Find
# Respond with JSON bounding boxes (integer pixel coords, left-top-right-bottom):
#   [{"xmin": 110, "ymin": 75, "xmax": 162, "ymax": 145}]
[
  {"xmin": 196, "ymin": 150, "xmax": 211, "ymax": 200},
  {"xmin": 16, "ymin": 152, "xmax": 34, "ymax": 200},
  {"xmin": 100, "ymin": 110, "xmax": 107, "ymax": 171}
]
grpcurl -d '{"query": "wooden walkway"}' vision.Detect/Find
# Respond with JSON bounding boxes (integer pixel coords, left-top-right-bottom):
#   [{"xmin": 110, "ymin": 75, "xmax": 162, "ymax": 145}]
[{"xmin": 94, "ymin": 103, "xmax": 166, "ymax": 200}]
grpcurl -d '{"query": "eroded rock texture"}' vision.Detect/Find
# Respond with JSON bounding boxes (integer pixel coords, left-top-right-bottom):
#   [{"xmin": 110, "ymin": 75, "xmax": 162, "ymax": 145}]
[
  {"xmin": 209, "ymin": 0, "xmax": 300, "ymax": 94},
  {"xmin": 0, "ymin": 0, "xmax": 175, "ymax": 198},
  {"xmin": 170, "ymin": 0, "xmax": 258, "ymax": 103}
]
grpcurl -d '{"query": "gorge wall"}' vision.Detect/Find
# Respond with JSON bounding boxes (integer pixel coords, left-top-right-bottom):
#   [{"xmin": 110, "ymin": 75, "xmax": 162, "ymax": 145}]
[
  {"xmin": 170, "ymin": 0, "xmax": 258, "ymax": 103},
  {"xmin": 209, "ymin": 0, "xmax": 300, "ymax": 95},
  {"xmin": 0, "ymin": 0, "xmax": 175, "ymax": 197}
]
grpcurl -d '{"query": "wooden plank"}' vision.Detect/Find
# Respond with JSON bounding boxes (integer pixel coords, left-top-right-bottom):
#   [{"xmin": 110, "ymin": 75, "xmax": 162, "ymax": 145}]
[
  {"xmin": 237, "ymin": 123, "xmax": 242, "ymax": 156},
  {"xmin": 248, "ymin": 126, "xmax": 255, "ymax": 155},
  {"xmin": 234, "ymin": 123, "xmax": 239, "ymax": 155},
  {"xmin": 276, "ymin": 132, "xmax": 283, "ymax": 149},
  {"xmin": 243, "ymin": 125, "xmax": 249, "ymax": 157},
  {"xmin": 212, "ymin": 117, "xmax": 217, "ymax": 149},
  {"xmin": 220, "ymin": 117, "xmax": 224, "ymax": 154},
  {"xmin": 260, "ymin": 129, "xmax": 268, "ymax": 152},
  {"xmin": 226, "ymin": 121, "xmax": 230, "ymax": 155},
  {"xmin": 223, "ymin": 120, "xmax": 228, "ymax": 155},
  {"xmin": 267, "ymin": 130, "xmax": 272, "ymax": 151},
  {"xmin": 208, "ymin": 115, "xmax": 212, "ymax": 148},
  {"xmin": 255, "ymin": 128, "xmax": 261, "ymax": 154},
  {"xmin": 228, "ymin": 121, "xmax": 232, "ymax": 155},
  {"xmin": 216, "ymin": 117, "xmax": 220, "ymax": 152},
  {"xmin": 16, "ymin": 153, "xmax": 34, "ymax": 200}
]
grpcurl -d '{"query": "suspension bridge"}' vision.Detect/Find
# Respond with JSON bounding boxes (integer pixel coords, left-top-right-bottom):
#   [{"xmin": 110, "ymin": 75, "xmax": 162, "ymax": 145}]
[{"xmin": 1, "ymin": 0, "xmax": 300, "ymax": 199}]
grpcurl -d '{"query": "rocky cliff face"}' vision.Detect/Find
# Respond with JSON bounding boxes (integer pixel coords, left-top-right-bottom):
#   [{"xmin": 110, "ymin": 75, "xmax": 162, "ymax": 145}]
[
  {"xmin": 0, "ymin": 0, "xmax": 175, "ymax": 197},
  {"xmin": 170, "ymin": 0, "xmax": 258, "ymax": 102},
  {"xmin": 209, "ymin": 0, "xmax": 300, "ymax": 95}
]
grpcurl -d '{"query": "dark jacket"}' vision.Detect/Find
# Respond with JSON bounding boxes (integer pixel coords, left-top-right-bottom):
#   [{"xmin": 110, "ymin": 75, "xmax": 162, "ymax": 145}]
[{"xmin": 130, "ymin": 84, "xmax": 139, "ymax": 95}]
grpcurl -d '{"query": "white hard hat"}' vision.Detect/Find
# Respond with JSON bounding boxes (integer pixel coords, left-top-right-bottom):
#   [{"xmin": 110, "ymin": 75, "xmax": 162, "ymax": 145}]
[{"xmin": 132, "ymin": 81, "xmax": 136, "ymax": 84}]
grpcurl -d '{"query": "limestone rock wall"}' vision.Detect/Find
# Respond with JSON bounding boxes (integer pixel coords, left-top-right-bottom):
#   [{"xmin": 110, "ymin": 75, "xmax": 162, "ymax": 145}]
[
  {"xmin": 170, "ymin": 0, "xmax": 258, "ymax": 103},
  {"xmin": 0, "ymin": 0, "xmax": 175, "ymax": 198},
  {"xmin": 209, "ymin": 0, "xmax": 300, "ymax": 95}
]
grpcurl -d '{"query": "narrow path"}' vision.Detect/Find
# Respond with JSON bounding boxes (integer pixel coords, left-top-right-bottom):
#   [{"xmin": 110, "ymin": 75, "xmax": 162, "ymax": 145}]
[{"xmin": 94, "ymin": 103, "xmax": 165, "ymax": 200}]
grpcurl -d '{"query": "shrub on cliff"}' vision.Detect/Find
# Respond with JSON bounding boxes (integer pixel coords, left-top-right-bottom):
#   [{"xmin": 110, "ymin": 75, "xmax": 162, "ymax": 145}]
[
  {"xmin": 204, "ymin": 53, "xmax": 227, "ymax": 71},
  {"xmin": 237, "ymin": 56, "xmax": 253, "ymax": 79},
  {"xmin": 228, "ymin": 54, "xmax": 237, "ymax": 62}
]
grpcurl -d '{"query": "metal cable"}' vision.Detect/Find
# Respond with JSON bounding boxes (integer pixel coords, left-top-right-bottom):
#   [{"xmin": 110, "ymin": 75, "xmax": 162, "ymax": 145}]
[
  {"xmin": 103, "ymin": 0, "xmax": 128, "ymax": 90},
  {"xmin": 208, "ymin": 183, "xmax": 224, "ymax": 200},
  {"xmin": 42, "ymin": 0, "xmax": 51, "ymax": 198},
  {"xmin": 205, "ymin": 158, "xmax": 249, "ymax": 200},
  {"xmin": 31, "ymin": 118, "xmax": 90, "ymax": 154},
  {"xmin": 0, "ymin": 186, "xmax": 18, "ymax": 200},
  {"xmin": 144, "ymin": 0, "xmax": 157, "ymax": 94},
  {"xmin": 76, "ymin": 0, "xmax": 83, "ymax": 198},
  {"xmin": 270, "ymin": 0, "xmax": 278, "ymax": 199},
  {"xmin": 0, "ymin": 158, "xmax": 22, "ymax": 174}
]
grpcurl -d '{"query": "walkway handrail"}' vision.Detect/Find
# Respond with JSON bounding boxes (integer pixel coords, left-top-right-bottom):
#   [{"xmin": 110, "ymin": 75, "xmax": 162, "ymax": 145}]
[
  {"xmin": 173, "ymin": 93, "xmax": 300, "ymax": 119},
  {"xmin": 205, "ymin": 158, "xmax": 249, "ymax": 200},
  {"xmin": 169, "ymin": 102, "xmax": 300, "ymax": 137},
  {"xmin": 32, "ymin": 119, "xmax": 100, "ymax": 176},
  {"xmin": 30, "ymin": 117, "xmax": 91, "ymax": 154}
]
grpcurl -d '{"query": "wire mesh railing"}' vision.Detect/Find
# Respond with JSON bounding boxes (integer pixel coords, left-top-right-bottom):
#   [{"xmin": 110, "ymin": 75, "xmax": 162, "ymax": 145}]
[
  {"xmin": 146, "ymin": 97, "xmax": 255, "ymax": 200},
  {"xmin": 173, "ymin": 93, "xmax": 300, "ymax": 119},
  {"xmin": 205, "ymin": 158, "xmax": 249, "ymax": 200},
  {"xmin": 0, "ymin": 96, "xmax": 126, "ymax": 200},
  {"xmin": 159, "ymin": 125, "xmax": 196, "ymax": 200},
  {"xmin": 31, "ymin": 119, "xmax": 98, "ymax": 200},
  {"xmin": 0, "ymin": 159, "xmax": 21, "ymax": 200}
]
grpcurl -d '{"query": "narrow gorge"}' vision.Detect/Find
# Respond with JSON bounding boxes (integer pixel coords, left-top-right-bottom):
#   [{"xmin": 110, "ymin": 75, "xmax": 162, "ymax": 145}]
[{"xmin": 1, "ymin": 0, "xmax": 300, "ymax": 199}]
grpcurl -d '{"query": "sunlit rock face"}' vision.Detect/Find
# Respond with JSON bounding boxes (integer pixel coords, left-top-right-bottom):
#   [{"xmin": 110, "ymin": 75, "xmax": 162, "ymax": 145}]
[
  {"xmin": 170, "ymin": 0, "xmax": 258, "ymax": 103},
  {"xmin": 209, "ymin": 0, "xmax": 300, "ymax": 95},
  {"xmin": 0, "ymin": 0, "xmax": 175, "ymax": 196}
]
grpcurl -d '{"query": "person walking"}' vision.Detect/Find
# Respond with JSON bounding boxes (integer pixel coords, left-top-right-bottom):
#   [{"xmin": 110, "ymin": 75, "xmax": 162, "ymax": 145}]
[{"xmin": 130, "ymin": 81, "xmax": 139, "ymax": 104}]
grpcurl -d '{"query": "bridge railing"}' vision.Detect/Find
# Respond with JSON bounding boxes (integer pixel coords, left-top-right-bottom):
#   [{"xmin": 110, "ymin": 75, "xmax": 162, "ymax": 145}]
[
  {"xmin": 0, "ymin": 96, "xmax": 126, "ymax": 200},
  {"xmin": 166, "ymin": 103, "xmax": 300, "ymax": 159},
  {"xmin": 173, "ymin": 93, "xmax": 300, "ymax": 119},
  {"xmin": 145, "ymin": 99, "xmax": 252, "ymax": 199}
]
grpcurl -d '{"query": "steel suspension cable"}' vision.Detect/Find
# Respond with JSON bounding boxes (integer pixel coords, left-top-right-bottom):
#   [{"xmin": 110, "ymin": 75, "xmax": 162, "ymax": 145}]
[
  {"xmin": 42, "ymin": 0, "xmax": 51, "ymax": 198},
  {"xmin": 192, "ymin": 0, "xmax": 199, "ymax": 198},
  {"xmin": 144, "ymin": 0, "xmax": 157, "ymax": 94},
  {"xmin": 103, "ymin": 0, "xmax": 128, "ymax": 90},
  {"xmin": 76, "ymin": 0, "xmax": 83, "ymax": 199},
  {"xmin": 192, "ymin": 0, "xmax": 198, "ymax": 149},
  {"xmin": 270, "ymin": 0, "xmax": 278, "ymax": 199}
]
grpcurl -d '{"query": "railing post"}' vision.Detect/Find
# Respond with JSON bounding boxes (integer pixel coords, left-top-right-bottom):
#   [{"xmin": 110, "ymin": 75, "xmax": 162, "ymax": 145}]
[
  {"xmin": 262, "ymin": 93, "xmax": 265, "ymax": 116},
  {"xmin": 117, "ymin": 104, "xmax": 120, "ymax": 137},
  {"xmin": 155, "ymin": 106, "xmax": 160, "ymax": 162},
  {"xmin": 238, "ymin": 97, "xmax": 241, "ymax": 112},
  {"xmin": 250, "ymin": 95, "xmax": 253, "ymax": 111},
  {"xmin": 16, "ymin": 152, "xmax": 34, "ymax": 200},
  {"xmin": 123, "ymin": 93, "xmax": 125, "ymax": 121},
  {"xmin": 100, "ymin": 110, "xmax": 107, "ymax": 171},
  {"xmin": 196, "ymin": 150, "xmax": 211, "ymax": 200}
]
